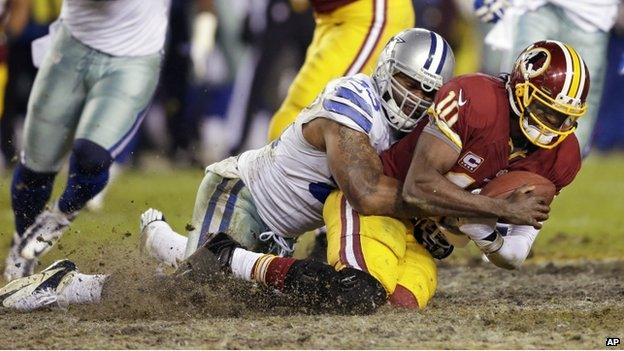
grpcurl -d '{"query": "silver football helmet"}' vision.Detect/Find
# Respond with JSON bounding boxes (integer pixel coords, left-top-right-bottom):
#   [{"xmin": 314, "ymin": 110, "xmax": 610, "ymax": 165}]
[{"xmin": 372, "ymin": 28, "xmax": 455, "ymax": 132}]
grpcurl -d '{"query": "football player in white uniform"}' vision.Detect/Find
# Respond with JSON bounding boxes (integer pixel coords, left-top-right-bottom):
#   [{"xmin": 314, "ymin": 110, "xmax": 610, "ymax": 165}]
[{"xmin": 4, "ymin": 0, "xmax": 215, "ymax": 281}]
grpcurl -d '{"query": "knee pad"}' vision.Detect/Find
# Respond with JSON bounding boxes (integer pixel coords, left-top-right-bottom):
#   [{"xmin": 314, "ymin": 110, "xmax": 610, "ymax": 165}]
[
  {"xmin": 284, "ymin": 260, "xmax": 387, "ymax": 314},
  {"xmin": 71, "ymin": 139, "xmax": 112, "ymax": 175}
]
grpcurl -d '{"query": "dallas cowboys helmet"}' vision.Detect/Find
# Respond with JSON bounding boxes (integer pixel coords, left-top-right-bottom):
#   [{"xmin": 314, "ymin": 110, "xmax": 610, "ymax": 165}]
[{"xmin": 372, "ymin": 28, "xmax": 455, "ymax": 132}]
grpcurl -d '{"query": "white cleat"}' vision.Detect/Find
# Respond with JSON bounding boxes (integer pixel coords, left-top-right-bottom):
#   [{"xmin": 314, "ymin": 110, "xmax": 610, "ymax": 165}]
[
  {"xmin": 4, "ymin": 233, "xmax": 37, "ymax": 282},
  {"xmin": 19, "ymin": 203, "xmax": 76, "ymax": 260},
  {"xmin": 0, "ymin": 259, "xmax": 77, "ymax": 311}
]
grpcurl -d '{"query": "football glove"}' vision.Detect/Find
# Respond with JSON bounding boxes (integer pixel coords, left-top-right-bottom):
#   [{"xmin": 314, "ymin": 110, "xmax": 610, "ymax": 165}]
[
  {"xmin": 413, "ymin": 218, "xmax": 454, "ymax": 260},
  {"xmin": 474, "ymin": 0, "xmax": 511, "ymax": 24}
]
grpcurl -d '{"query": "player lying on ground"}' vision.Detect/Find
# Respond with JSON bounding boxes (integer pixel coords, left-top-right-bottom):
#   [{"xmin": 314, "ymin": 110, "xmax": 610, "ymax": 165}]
[
  {"xmin": 0, "ymin": 31, "xmax": 551, "ymax": 314},
  {"xmin": 385, "ymin": 39, "xmax": 588, "ymax": 270}
]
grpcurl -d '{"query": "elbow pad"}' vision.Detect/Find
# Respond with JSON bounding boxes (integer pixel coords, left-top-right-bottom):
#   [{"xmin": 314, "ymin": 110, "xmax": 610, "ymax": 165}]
[{"xmin": 459, "ymin": 218, "xmax": 539, "ymax": 269}]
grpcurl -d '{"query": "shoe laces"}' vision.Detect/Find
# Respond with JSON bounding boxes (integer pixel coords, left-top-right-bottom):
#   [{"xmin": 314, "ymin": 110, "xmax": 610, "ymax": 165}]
[{"xmin": 258, "ymin": 231, "xmax": 294, "ymax": 257}]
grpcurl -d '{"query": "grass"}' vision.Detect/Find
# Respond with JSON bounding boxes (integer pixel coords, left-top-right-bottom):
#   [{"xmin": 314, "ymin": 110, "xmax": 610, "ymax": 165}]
[{"xmin": 0, "ymin": 152, "xmax": 623, "ymax": 276}]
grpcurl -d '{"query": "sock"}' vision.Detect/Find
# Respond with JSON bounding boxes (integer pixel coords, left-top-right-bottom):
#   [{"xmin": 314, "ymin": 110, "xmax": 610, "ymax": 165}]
[
  {"xmin": 11, "ymin": 164, "xmax": 56, "ymax": 235},
  {"xmin": 227, "ymin": 248, "xmax": 298, "ymax": 291},
  {"xmin": 229, "ymin": 248, "xmax": 265, "ymax": 281},
  {"xmin": 261, "ymin": 256, "xmax": 297, "ymax": 291},
  {"xmin": 60, "ymin": 273, "xmax": 108, "ymax": 305},
  {"xmin": 145, "ymin": 221, "xmax": 187, "ymax": 267},
  {"xmin": 58, "ymin": 139, "xmax": 112, "ymax": 214}
]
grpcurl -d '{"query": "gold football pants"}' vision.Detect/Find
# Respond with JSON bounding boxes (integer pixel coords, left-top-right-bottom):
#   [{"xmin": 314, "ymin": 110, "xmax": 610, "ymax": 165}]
[
  {"xmin": 323, "ymin": 190, "xmax": 437, "ymax": 308},
  {"xmin": 267, "ymin": 0, "xmax": 415, "ymax": 140}
]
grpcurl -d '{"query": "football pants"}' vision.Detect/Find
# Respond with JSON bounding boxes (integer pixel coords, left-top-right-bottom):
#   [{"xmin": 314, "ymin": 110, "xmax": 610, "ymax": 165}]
[
  {"xmin": 267, "ymin": 0, "xmax": 415, "ymax": 140},
  {"xmin": 323, "ymin": 190, "xmax": 437, "ymax": 308}
]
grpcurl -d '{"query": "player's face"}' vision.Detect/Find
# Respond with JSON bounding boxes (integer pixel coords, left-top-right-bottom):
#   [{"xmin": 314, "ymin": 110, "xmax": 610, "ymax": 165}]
[
  {"xmin": 526, "ymin": 99, "xmax": 574, "ymax": 132},
  {"xmin": 392, "ymin": 72, "xmax": 435, "ymax": 117}
]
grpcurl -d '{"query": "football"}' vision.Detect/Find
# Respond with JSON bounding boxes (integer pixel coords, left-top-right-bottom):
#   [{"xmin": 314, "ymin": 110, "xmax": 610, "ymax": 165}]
[{"xmin": 480, "ymin": 171, "xmax": 557, "ymax": 205}]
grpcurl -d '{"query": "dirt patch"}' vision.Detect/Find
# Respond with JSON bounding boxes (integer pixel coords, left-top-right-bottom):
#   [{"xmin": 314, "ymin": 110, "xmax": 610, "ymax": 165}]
[{"xmin": 0, "ymin": 259, "xmax": 622, "ymax": 349}]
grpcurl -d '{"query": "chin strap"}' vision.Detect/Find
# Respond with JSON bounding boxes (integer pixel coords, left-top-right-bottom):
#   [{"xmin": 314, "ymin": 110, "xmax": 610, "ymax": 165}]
[{"xmin": 506, "ymin": 79, "xmax": 523, "ymax": 117}]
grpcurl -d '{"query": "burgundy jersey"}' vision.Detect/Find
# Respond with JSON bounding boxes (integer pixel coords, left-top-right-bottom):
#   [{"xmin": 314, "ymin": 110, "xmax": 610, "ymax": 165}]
[
  {"xmin": 310, "ymin": 0, "xmax": 358, "ymax": 13},
  {"xmin": 381, "ymin": 73, "xmax": 511, "ymax": 191},
  {"xmin": 506, "ymin": 135, "xmax": 581, "ymax": 193}
]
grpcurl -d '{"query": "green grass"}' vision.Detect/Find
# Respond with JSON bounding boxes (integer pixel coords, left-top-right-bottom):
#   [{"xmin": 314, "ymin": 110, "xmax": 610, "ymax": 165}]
[
  {"xmin": 0, "ymin": 166, "xmax": 205, "ymax": 274},
  {"xmin": 532, "ymin": 153, "xmax": 624, "ymax": 259},
  {"xmin": 0, "ymin": 153, "xmax": 623, "ymax": 275}
]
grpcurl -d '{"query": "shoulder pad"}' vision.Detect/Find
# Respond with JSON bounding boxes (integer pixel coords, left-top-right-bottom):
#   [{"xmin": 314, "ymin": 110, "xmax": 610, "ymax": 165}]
[{"xmin": 321, "ymin": 75, "xmax": 381, "ymax": 134}]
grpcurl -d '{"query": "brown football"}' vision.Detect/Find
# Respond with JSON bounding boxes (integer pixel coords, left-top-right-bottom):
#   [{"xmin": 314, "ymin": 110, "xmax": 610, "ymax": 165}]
[{"xmin": 480, "ymin": 171, "xmax": 557, "ymax": 205}]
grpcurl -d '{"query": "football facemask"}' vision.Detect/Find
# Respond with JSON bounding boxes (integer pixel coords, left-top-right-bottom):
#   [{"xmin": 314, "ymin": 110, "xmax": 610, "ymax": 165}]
[{"xmin": 515, "ymin": 82, "xmax": 583, "ymax": 149}]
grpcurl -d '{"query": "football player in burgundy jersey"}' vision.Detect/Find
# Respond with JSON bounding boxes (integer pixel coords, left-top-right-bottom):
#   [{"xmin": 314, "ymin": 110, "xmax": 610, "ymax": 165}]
[{"xmin": 381, "ymin": 40, "xmax": 588, "ymax": 270}]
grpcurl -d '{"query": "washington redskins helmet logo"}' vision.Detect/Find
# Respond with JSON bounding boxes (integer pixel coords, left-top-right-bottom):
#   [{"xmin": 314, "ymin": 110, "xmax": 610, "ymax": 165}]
[{"xmin": 518, "ymin": 48, "xmax": 551, "ymax": 80}]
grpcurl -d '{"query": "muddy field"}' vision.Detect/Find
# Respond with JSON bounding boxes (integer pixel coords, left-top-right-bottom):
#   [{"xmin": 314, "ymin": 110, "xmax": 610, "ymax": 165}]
[{"xmin": 0, "ymin": 258, "xmax": 622, "ymax": 349}]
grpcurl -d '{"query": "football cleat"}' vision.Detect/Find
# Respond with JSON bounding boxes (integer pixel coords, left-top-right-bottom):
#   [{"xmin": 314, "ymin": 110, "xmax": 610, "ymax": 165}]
[
  {"xmin": 19, "ymin": 202, "xmax": 76, "ymax": 260},
  {"xmin": 0, "ymin": 259, "xmax": 77, "ymax": 311},
  {"xmin": 203, "ymin": 232, "xmax": 241, "ymax": 269},
  {"xmin": 4, "ymin": 233, "xmax": 37, "ymax": 281},
  {"xmin": 174, "ymin": 232, "xmax": 240, "ymax": 283}
]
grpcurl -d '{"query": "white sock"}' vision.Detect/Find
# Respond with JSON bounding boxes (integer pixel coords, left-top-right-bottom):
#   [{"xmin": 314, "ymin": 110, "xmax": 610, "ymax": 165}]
[
  {"xmin": 60, "ymin": 273, "xmax": 108, "ymax": 305},
  {"xmin": 230, "ymin": 248, "xmax": 265, "ymax": 281},
  {"xmin": 145, "ymin": 221, "xmax": 188, "ymax": 267}
]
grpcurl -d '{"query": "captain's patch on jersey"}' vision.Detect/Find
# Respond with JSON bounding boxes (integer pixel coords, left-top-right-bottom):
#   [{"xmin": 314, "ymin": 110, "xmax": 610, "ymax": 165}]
[{"xmin": 459, "ymin": 151, "xmax": 483, "ymax": 173}]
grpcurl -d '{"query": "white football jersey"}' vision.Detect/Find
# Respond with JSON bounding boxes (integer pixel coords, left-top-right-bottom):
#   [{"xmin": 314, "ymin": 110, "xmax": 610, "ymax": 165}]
[
  {"xmin": 518, "ymin": 0, "xmax": 619, "ymax": 32},
  {"xmin": 236, "ymin": 74, "xmax": 396, "ymax": 237},
  {"xmin": 61, "ymin": 0, "xmax": 171, "ymax": 56}
]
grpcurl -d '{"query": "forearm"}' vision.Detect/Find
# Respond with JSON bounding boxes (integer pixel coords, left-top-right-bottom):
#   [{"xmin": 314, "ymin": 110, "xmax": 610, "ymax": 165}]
[
  {"xmin": 349, "ymin": 176, "xmax": 424, "ymax": 218},
  {"xmin": 403, "ymin": 175, "xmax": 505, "ymax": 219}
]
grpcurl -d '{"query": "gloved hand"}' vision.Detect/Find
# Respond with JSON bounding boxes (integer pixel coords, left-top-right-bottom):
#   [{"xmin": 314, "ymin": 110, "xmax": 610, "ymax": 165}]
[{"xmin": 473, "ymin": 0, "xmax": 511, "ymax": 24}]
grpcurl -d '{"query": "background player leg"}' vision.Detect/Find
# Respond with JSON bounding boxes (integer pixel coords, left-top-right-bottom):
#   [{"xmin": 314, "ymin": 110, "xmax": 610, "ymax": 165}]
[
  {"xmin": 18, "ymin": 139, "xmax": 114, "ymax": 261},
  {"xmin": 267, "ymin": 0, "xmax": 415, "ymax": 140},
  {"xmin": 5, "ymin": 25, "xmax": 88, "ymax": 280},
  {"xmin": 17, "ymin": 47, "xmax": 161, "ymax": 266},
  {"xmin": 57, "ymin": 139, "xmax": 112, "ymax": 214}
]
